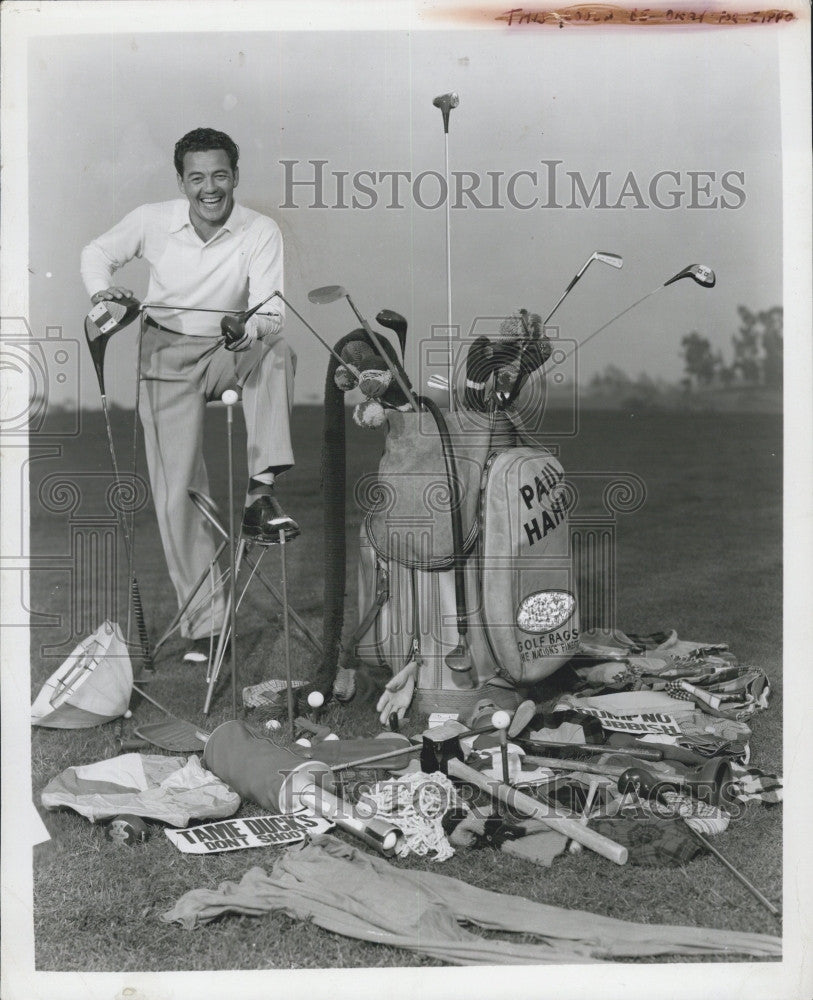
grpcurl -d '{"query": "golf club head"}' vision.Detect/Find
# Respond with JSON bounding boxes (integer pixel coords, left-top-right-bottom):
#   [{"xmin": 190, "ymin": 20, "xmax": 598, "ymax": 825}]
[
  {"xmin": 84, "ymin": 296, "xmax": 141, "ymax": 394},
  {"xmin": 375, "ymin": 309, "xmax": 408, "ymax": 361},
  {"xmin": 187, "ymin": 489, "xmax": 227, "ymax": 538},
  {"xmin": 664, "ymin": 264, "xmax": 716, "ymax": 288},
  {"xmin": 594, "ymin": 252, "xmax": 624, "ymax": 269},
  {"xmin": 308, "ymin": 285, "xmax": 348, "ymax": 305},
  {"xmin": 432, "ymin": 92, "xmax": 460, "ymax": 133}
]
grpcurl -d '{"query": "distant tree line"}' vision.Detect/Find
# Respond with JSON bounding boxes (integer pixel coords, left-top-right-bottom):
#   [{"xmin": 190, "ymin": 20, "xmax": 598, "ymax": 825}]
[{"xmin": 680, "ymin": 306, "xmax": 783, "ymax": 390}]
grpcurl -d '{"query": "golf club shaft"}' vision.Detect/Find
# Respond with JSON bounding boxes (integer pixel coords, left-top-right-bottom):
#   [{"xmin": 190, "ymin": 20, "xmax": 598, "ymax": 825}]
[
  {"xmin": 543, "ymin": 273, "xmax": 581, "ymax": 327},
  {"xmin": 153, "ymin": 539, "xmax": 229, "ymax": 652},
  {"xmin": 226, "ymin": 405, "xmax": 239, "ymax": 718},
  {"xmin": 100, "ymin": 392, "xmax": 152, "ymax": 668},
  {"xmin": 280, "ymin": 533, "xmax": 296, "ymax": 740},
  {"xmin": 684, "ymin": 823, "xmax": 780, "ymax": 917},
  {"xmin": 343, "ymin": 296, "xmax": 420, "ymax": 412},
  {"xmin": 556, "ymin": 287, "xmax": 659, "ymax": 366},
  {"xmin": 443, "ymin": 130, "xmax": 455, "ymax": 410},
  {"xmin": 276, "ymin": 293, "xmax": 359, "ymax": 370}
]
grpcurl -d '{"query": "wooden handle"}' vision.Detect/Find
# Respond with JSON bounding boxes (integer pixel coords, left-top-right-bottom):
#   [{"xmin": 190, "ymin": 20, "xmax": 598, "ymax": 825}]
[{"xmin": 447, "ymin": 759, "xmax": 628, "ymax": 865}]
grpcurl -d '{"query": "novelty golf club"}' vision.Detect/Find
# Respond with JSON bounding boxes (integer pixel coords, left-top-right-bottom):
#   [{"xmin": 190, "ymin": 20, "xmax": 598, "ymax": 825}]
[
  {"xmin": 432, "ymin": 92, "xmax": 460, "ymax": 410},
  {"xmin": 83, "ymin": 304, "xmax": 152, "ymax": 673},
  {"xmin": 572, "ymin": 263, "xmax": 717, "ymax": 358}
]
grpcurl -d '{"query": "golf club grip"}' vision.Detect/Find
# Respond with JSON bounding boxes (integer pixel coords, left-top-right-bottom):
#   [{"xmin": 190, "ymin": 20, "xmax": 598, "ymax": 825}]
[
  {"xmin": 117, "ymin": 738, "xmax": 149, "ymax": 752},
  {"xmin": 130, "ymin": 575, "xmax": 153, "ymax": 667},
  {"xmin": 447, "ymin": 759, "xmax": 628, "ymax": 865}
]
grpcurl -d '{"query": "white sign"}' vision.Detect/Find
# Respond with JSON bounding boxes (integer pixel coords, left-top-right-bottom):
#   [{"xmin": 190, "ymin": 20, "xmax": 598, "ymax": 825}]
[{"xmin": 165, "ymin": 812, "xmax": 333, "ymax": 854}]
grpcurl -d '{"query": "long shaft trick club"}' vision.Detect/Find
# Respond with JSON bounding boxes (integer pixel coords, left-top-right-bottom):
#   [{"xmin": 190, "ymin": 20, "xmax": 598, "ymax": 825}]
[{"xmin": 433, "ymin": 92, "xmax": 460, "ymax": 410}]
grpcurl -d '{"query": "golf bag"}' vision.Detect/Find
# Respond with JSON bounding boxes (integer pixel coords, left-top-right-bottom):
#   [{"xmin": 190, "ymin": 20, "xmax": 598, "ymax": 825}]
[
  {"xmin": 353, "ymin": 409, "xmax": 579, "ymax": 709},
  {"xmin": 316, "ymin": 327, "xmax": 579, "ymax": 714}
]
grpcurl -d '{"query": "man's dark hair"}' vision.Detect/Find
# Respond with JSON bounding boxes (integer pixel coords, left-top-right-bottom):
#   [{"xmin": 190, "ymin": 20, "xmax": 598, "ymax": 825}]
[{"xmin": 174, "ymin": 128, "xmax": 240, "ymax": 176}]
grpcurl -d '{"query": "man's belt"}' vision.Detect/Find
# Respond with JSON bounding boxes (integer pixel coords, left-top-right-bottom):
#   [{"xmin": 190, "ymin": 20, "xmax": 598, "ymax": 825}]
[{"xmin": 144, "ymin": 314, "xmax": 183, "ymax": 336}]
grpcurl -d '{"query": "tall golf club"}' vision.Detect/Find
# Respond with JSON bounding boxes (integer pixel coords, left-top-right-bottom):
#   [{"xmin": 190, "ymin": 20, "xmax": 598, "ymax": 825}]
[
  {"xmin": 307, "ymin": 285, "xmax": 420, "ymax": 411},
  {"xmin": 433, "ymin": 92, "xmax": 460, "ymax": 410},
  {"xmin": 565, "ymin": 263, "xmax": 717, "ymax": 361},
  {"xmin": 83, "ymin": 303, "xmax": 153, "ymax": 674}
]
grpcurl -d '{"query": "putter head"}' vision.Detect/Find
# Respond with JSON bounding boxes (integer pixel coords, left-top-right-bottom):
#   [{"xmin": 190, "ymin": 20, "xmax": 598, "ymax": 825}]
[
  {"xmin": 445, "ymin": 638, "xmax": 475, "ymax": 688},
  {"xmin": 308, "ymin": 285, "xmax": 347, "ymax": 305},
  {"xmin": 664, "ymin": 264, "xmax": 716, "ymax": 288}
]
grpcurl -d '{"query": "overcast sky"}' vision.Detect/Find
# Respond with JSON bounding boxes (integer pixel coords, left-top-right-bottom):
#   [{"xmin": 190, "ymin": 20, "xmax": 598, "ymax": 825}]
[{"xmin": 27, "ymin": 26, "xmax": 782, "ymax": 406}]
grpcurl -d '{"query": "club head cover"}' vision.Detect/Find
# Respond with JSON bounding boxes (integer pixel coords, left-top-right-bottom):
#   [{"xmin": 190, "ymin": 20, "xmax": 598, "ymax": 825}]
[
  {"xmin": 221, "ymin": 313, "xmax": 250, "ymax": 351},
  {"xmin": 464, "ymin": 336, "xmax": 493, "ymax": 412},
  {"xmin": 357, "ymin": 357, "xmax": 393, "ymax": 399}
]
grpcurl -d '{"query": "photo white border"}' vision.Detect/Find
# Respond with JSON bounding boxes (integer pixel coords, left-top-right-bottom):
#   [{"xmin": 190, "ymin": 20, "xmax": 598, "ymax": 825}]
[{"xmin": 2, "ymin": 2, "xmax": 810, "ymax": 998}]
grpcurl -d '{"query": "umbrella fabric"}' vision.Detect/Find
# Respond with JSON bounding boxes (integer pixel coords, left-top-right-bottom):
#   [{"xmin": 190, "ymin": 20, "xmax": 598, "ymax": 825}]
[
  {"xmin": 41, "ymin": 753, "xmax": 240, "ymax": 827},
  {"xmin": 31, "ymin": 621, "xmax": 132, "ymax": 728},
  {"xmin": 161, "ymin": 834, "xmax": 781, "ymax": 963}
]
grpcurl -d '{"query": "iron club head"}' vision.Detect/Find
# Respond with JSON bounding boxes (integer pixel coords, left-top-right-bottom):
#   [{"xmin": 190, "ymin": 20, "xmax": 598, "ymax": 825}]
[{"xmin": 594, "ymin": 251, "xmax": 624, "ymax": 269}]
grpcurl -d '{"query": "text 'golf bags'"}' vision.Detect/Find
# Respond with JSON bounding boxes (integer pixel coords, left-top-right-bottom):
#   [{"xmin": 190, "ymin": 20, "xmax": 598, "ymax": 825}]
[{"xmin": 354, "ymin": 410, "xmax": 580, "ymax": 701}]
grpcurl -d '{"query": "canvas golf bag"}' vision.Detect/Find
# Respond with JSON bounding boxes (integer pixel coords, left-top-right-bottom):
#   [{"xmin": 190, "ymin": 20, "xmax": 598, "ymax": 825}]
[{"xmin": 353, "ymin": 407, "xmax": 580, "ymax": 711}]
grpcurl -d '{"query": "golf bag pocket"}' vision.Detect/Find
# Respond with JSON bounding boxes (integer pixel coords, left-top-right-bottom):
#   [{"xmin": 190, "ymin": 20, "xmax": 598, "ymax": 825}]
[{"xmin": 478, "ymin": 447, "xmax": 580, "ymax": 684}]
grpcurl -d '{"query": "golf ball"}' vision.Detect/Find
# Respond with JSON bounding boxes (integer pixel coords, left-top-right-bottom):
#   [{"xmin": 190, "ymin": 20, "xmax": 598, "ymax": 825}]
[
  {"xmin": 492, "ymin": 710, "xmax": 511, "ymax": 730},
  {"xmin": 264, "ymin": 718, "xmax": 282, "ymax": 731},
  {"xmin": 323, "ymin": 733, "xmax": 339, "ymax": 741},
  {"xmin": 307, "ymin": 691, "xmax": 325, "ymax": 709},
  {"xmin": 221, "ymin": 389, "xmax": 239, "ymax": 406}
]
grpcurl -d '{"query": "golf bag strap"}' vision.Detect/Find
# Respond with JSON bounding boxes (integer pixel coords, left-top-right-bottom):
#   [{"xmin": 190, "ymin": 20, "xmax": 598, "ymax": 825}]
[{"xmin": 349, "ymin": 561, "xmax": 390, "ymax": 665}]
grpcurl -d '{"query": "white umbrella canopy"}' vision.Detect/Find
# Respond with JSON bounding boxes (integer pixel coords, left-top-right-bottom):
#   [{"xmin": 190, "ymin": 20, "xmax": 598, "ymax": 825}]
[{"xmin": 32, "ymin": 621, "xmax": 133, "ymax": 728}]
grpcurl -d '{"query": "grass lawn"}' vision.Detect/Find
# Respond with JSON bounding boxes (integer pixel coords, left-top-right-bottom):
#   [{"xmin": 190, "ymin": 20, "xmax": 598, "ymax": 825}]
[{"xmin": 28, "ymin": 405, "xmax": 782, "ymax": 970}]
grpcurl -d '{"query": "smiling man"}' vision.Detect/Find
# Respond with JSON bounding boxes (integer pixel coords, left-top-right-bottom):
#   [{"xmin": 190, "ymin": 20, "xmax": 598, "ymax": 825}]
[{"xmin": 81, "ymin": 127, "xmax": 298, "ymax": 661}]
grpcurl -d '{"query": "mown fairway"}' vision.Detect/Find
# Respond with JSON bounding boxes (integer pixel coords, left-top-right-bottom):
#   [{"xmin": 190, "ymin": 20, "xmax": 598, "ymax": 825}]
[{"xmin": 28, "ymin": 406, "xmax": 782, "ymax": 969}]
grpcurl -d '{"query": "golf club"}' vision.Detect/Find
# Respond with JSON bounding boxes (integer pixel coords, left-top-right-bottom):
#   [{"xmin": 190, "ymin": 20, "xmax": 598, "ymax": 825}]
[
  {"xmin": 375, "ymin": 309, "xmax": 408, "ymax": 362},
  {"xmin": 433, "ymin": 92, "xmax": 460, "ymax": 410},
  {"xmin": 280, "ymin": 529, "xmax": 295, "ymax": 739},
  {"xmin": 83, "ymin": 307, "xmax": 153, "ymax": 674},
  {"xmin": 617, "ymin": 767, "xmax": 780, "ymax": 918},
  {"xmin": 543, "ymin": 251, "xmax": 624, "ymax": 327},
  {"xmin": 557, "ymin": 263, "xmax": 717, "ymax": 364},
  {"xmin": 308, "ymin": 285, "xmax": 419, "ymax": 411},
  {"xmin": 502, "ymin": 251, "xmax": 622, "ymax": 410}
]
